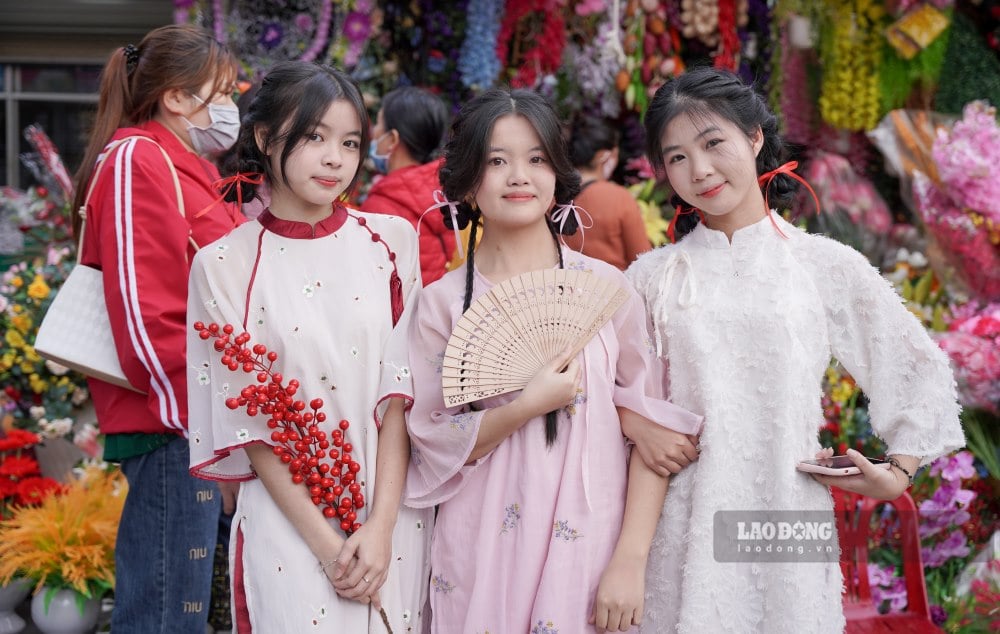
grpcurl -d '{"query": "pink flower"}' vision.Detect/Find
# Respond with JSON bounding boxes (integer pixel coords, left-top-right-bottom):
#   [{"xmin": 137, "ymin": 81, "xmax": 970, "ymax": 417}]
[
  {"xmin": 342, "ymin": 11, "xmax": 371, "ymax": 44},
  {"xmin": 575, "ymin": 0, "xmax": 605, "ymax": 16},
  {"xmin": 868, "ymin": 563, "xmax": 908, "ymax": 612},
  {"xmin": 294, "ymin": 13, "xmax": 314, "ymax": 32},
  {"xmin": 932, "ymin": 101, "xmax": 1000, "ymax": 225}
]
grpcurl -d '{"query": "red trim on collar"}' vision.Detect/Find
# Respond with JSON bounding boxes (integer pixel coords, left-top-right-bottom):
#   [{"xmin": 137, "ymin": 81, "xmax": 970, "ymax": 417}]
[{"xmin": 257, "ymin": 204, "xmax": 348, "ymax": 238}]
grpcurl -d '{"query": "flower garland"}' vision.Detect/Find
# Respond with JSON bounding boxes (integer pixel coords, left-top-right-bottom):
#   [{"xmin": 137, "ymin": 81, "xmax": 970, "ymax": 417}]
[
  {"xmin": 496, "ymin": 0, "xmax": 566, "ymax": 88},
  {"xmin": 817, "ymin": 0, "xmax": 886, "ymax": 131},
  {"xmin": 561, "ymin": 7, "xmax": 623, "ymax": 119},
  {"xmin": 457, "ymin": 0, "xmax": 504, "ymax": 90},
  {"xmin": 714, "ymin": 0, "xmax": 740, "ymax": 70},
  {"xmin": 194, "ymin": 322, "xmax": 366, "ymax": 534}
]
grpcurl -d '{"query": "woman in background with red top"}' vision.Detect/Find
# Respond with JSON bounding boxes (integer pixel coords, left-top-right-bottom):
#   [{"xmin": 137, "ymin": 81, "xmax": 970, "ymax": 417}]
[
  {"xmin": 564, "ymin": 117, "xmax": 652, "ymax": 271},
  {"xmin": 71, "ymin": 24, "xmax": 244, "ymax": 633},
  {"xmin": 361, "ymin": 86, "xmax": 455, "ymax": 284}
]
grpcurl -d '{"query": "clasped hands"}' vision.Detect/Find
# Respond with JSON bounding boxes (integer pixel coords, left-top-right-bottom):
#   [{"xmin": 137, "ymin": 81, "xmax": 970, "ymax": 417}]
[{"xmin": 324, "ymin": 515, "xmax": 394, "ymax": 610}]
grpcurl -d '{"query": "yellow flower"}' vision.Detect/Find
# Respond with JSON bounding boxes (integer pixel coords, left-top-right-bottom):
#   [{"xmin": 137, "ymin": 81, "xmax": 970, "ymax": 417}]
[
  {"xmin": 10, "ymin": 276, "xmax": 23, "ymax": 288},
  {"xmin": 26, "ymin": 275, "xmax": 50, "ymax": 300},
  {"xmin": 10, "ymin": 313, "xmax": 32, "ymax": 335},
  {"xmin": 5, "ymin": 330, "xmax": 25, "ymax": 348},
  {"xmin": 29, "ymin": 373, "xmax": 48, "ymax": 394},
  {"xmin": 24, "ymin": 347, "xmax": 40, "ymax": 363}
]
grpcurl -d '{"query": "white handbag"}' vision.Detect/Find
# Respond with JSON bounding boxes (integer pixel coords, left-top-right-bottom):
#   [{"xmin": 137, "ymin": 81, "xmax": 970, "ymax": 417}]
[{"xmin": 34, "ymin": 136, "xmax": 195, "ymax": 393}]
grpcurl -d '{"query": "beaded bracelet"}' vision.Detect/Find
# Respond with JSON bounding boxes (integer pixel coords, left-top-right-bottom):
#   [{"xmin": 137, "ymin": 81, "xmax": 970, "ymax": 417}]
[{"xmin": 886, "ymin": 456, "xmax": 914, "ymax": 486}]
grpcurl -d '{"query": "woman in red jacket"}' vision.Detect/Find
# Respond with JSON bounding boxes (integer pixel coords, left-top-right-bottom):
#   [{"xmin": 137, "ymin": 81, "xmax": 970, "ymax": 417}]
[
  {"xmin": 71, "ymin": 24, "xmax": 244, "ymax": 632},
  {"xmin": 361, "ymin": 87, "xmax": 455, "ymax": 284}
]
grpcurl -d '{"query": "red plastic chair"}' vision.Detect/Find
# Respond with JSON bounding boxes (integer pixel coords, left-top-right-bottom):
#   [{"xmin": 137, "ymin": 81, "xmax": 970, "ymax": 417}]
[{"xmin": 833, "ymin": 489, "xmax": 941, "ymax": 633}]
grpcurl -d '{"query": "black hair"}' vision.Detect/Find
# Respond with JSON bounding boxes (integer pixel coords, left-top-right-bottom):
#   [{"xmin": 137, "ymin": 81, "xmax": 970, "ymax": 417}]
[
  {"xmin": 380, "ymin": 86, "xmax": 449, "ymax": 165},
  {"xmin": 440, "ymin": 87, "xmax": 581, "ymax": 447},
  {"xmin": 224, "ymin": 60, "xmax": 370, "ymax": 204},
  {"xmin": 568, "ymin": 116, "xmax": 620, "ymax": 169},
  {"xmin": 643, "ymin": 66, "xmax": 797, "ymax": 240}
]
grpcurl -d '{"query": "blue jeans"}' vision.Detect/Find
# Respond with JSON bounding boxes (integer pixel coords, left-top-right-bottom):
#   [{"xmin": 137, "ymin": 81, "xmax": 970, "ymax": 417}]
[{"xmin": 112, "ymin": 436, "xmax": 220, "ymax": 633}]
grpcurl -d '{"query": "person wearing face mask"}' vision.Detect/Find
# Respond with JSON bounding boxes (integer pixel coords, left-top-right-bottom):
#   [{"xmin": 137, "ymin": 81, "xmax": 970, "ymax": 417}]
[
  {"xmin": 564, "ymin": 116, "xmax": 652, "ymax": 271},
  {"xmin": 360, "ymin": 86, "xmax": 455, "ymax": 284},
  {"xmin": 71, "ymin": 24, "xmax": 245, "ymax": 633}
]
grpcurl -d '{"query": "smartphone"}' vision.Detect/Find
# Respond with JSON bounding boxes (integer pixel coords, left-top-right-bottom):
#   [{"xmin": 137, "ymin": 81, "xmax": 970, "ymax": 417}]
[{"xmin": 796, "ymin": 455, "xmax": 891, "ymax": 476}]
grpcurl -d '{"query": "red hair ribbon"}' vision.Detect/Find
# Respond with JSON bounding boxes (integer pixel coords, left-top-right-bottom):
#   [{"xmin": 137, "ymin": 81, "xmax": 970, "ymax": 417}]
[
  {"xmin": 196, "ymin": 172, "xmax": 265, "ymax": 218},
  {"xmin": 667, "ymin": 205, "xmax": 706, "ymax": 244},
  {"xmin": 757, "ymin": 161, "xmax": 821, "ymax": 238}
]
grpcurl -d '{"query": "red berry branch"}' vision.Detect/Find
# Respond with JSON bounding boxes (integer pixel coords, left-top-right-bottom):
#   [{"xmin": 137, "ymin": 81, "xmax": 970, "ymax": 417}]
[{"xmin": 194, "ymin": 321, "xmax": 365, "ymax": 535}]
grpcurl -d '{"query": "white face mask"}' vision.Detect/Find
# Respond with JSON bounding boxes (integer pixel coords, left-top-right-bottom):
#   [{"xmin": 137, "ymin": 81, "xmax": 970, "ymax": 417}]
[{"xmin": 183, "ymin": 93, "xmax": 240, "ymax": 155}]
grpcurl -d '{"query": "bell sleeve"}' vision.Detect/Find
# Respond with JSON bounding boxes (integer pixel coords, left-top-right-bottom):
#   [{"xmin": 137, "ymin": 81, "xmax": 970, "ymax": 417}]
[
  {"xmin": 403, "ymin": 289, "xmax": 488, "ymax": 508},
  {"xmin": 373, "ymin": 218, "xmax": 422, "ymax": 428},
  {"xmin": 186, "ymin": 244, "xmax": 264, "ymax": 481},
  {"xmin": 610, "ymin": 272, "xmax": 703, "ymax": 435},
  {"xmin": 809, "ymin": 237, "xmax": 964, "ymax": 466}
]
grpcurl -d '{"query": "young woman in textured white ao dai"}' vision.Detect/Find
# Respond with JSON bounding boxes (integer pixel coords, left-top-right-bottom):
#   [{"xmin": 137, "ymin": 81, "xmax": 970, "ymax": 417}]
[{"xmin": 627, "ymin": 68, "xmax": 964, "ymax": 634}]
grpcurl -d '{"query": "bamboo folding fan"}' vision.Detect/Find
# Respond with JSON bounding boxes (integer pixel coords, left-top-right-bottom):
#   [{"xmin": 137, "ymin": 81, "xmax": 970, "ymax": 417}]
[{"xmin": 442, "ymin": 269, "xmax": 628, "ymax": 407}]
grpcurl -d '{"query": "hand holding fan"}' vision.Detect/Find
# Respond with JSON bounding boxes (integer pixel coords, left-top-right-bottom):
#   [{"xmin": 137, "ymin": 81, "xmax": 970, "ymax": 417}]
[{"xmin": 441, "ymin": 269, "xmax": 628, "ymax": 407}]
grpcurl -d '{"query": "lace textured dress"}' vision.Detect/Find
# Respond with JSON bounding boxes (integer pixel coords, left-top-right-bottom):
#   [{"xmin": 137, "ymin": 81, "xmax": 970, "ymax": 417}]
[
  {"xmin": 188, "ymin": 208, "xmax": 433, "ymax": 633},
  {"xmin": 626, "ymin": 213, "xmax": 963, "ymax": 634},
  {"xmin": 405, "ymin": 249, "xmax": 702, "ymax": 634}
]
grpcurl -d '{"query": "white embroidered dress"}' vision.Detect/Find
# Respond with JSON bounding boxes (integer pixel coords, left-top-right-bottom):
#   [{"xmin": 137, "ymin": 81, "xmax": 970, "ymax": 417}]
[
  {"xmin": 188, "ymin": 208, "xmax": 432, "ymax": 633},
  {"xmin": 626, "ymin": 214, "xmax": 963, "ymax": 634}
]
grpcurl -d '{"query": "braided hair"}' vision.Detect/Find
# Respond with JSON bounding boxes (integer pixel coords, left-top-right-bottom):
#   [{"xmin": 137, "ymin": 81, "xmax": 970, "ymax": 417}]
[
  {"xmin": 644, "ymin": 66, "xmax": 797, "ymax": 240},
  {"xmin": 439, "ymin": 88, "xmax": 582, "ymax": 446}
]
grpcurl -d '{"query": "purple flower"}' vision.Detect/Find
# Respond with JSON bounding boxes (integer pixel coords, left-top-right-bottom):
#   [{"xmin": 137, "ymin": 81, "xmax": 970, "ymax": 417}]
[
  {"xmin": 259, "ymin": 22, "xmax": 284, "ymax": 50},
  {"xmin": 294, "ymin": 13, "xmax": 314, "ymax": 32},
  {"xmin": 868, "ymin": 563, "xmax": 908, "ymax": 613},
  {"xmin": 921, "ymin": 529, "xmax": 971, "ymax": 567},
  {"xmin": 172, "ymin": 0, "xmax": 196, "ymax": 7},
  {"xmin": 940, "ymin": 451, "xmax": 976, "ymax": 482},
  {"xmin": 930, "ymin": 604, "xmax": 947, "ymax": 626},
  {"xmin": 342, "ymin": 11, "xmax": 371, "ymax": 44}
]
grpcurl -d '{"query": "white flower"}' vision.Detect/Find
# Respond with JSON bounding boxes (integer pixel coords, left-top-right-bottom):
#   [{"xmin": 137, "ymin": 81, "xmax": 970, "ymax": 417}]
[
  {"xmin": 399, "ymin": 366, "xmax": 411, "ymax": 378},
  {"xmin": 236, "ymin": 428, "xmax": 250, "ymax": 442},
  {"xmin": 205, "ymin": 298, "xmax": 218, "ymax": 309},
  {"xmin": 350, "ymin": 346, "xmax": 359, "ymax": 358},
  {"xmin": 39, "ymin": 417, "xmax": 73, "ymax": 439},
  {"xmin": 44, "ymin": 359, "xmax": 69, "ymax": 376},
  {"xmin": 71, "ymin": 387, "xmax": 89, "ymax": 405},
  {"xmin": 402, "ymin": 609, "xmax": 412, "ymax": 623},
  {"xmin": 908, "ymin": 251, "xmax": 928, "ymax": 268},
  {"xmin": 197, "ymin": 371, "xmax": 210, "ymax": 386},
  {"xmin": 303, "ymin": 283, "xmax": 315, "ymax": 298},
  {"xmin": 29, "ymin": 405, "xmax": 46, "ymax": 420}
]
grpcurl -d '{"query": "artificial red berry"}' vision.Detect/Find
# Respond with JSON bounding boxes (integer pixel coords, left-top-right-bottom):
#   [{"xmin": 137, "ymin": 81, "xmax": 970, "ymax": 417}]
[
  {"xmin": 310, "ymin": 398, "xmax": 324, "ymax": 410},
  {"xmin": 194, "ymin": 321, "xmax": 205, "ymax": 330},
  {"xmin": 199, "ymin": 331, "xmax": 211, "ymax": 340},
  {"xmin": 343, "ymin": 443, "xmax": 353, "ymax": 453},
  {"xmin": 222, "ymin": 324, "xmax": 234, "ymax": 334},
  {"xmin": 339, "ymin": 419, "xmax": 350, "ymax": 430},
  {"xmin": 225, "ymin": 398, "xmax": 240, "ymax": 410},
  {"xmin": 324, "ymin": 507, "xmax": 336, "ymax": 518},
  {"xmin": 267, "ymin": 351, "xmax": 278, "ymax": 362}
]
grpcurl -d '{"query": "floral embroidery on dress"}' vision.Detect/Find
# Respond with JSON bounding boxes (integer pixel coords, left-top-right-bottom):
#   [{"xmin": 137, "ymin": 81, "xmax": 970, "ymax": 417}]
[
  {"xmin": 302, "ymin": 281, "xmax": 321, "ymax": 297},
  {"xmin": 428, "ymin": 352, "xmax": 445, "ymax": 374},
  {"xmin": 432, "ymin": 574, "xmax": 455, "ymax": 594},
  {"xmin": 215, "ymin": 382, "xmax": 231, "ymax": 398},
  {"xmin": 450, "ymin": 412, "xmax": 476, "ymax": 433},
  {"xmin": 308, "ymin": 604, "xmax": 328, "ymax": 628},
  {"xmin": 531, "ymin": 620, "xmax": 559, "ymax": 634},
  {"xmin": 236, "ymin": 428, "xmax": 250, "ymax": 442},
  {"xmin": 402, "ymin": 609, "xmax": 412, "ymax": 624},
  {"xmin": 500, "ymin": 503, "xmax": 521, "ymax": 535},
  {"xmin": 204, "ymin": 297, "xmax": 218, "ymax": 309},
  {"xmin": 566, "ymin": 259, "xmax": 592, "ymax": 273},
  {"xmin": 553, "ymin": 520, "xmax": 583, "ymax": 542},
  {"xmin": 411, "ymin": 445, "xmax": 423, "ymax": 467},
  {"xmin": 190, "ymin": 430, "xmax": 201, "ymax": 445},
  {"xmin": 565, "ymin": 389, "xmax": 587, "ymax": 416},
  {"xmin": 214, "ymin": 244, "xmax": 229, "ymax": 260},
  {"xmin": 350, "ymin": 346, "xmax": 359, "ymax": 359}
]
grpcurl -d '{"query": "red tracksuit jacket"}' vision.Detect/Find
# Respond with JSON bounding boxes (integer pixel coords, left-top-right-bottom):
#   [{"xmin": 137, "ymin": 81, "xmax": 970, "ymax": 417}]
[{"xmin": 77, "ymin": 120, "xmax": 245, "ymax": 436}]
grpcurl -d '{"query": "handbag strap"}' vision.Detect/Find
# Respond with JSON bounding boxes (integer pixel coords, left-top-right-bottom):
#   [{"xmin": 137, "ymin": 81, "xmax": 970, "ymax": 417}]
[{"xmin": 76, "ymin": 135, "xmax": 199, "ymax": 265}]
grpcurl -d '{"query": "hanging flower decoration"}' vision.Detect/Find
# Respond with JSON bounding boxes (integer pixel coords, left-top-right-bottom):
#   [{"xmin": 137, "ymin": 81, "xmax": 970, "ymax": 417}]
[
  {"xmin": 496, "ymin": 0, "xmax": 566, "ymax": 89},
  {"xmin": 194, "ymin": 322, "xmax": 366, "ymax": 535},
  {"xmin": 458, "ymin": 0, "xmax": 504, "ymax": 90},
  {"xmin": 817, "ymin": 0, "xmax": 887, "ymax": 131},
  {"xmin": 620, "ymin": 0, "xmax": 684, "ymax": 114}
]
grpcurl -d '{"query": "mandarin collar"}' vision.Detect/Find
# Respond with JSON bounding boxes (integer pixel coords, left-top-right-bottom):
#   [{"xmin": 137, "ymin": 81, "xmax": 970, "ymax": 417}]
[
  {"xmin": 689, "ymin": 211, "xmax": 789, "ymax": 249},
  {"xmin": 257, "ymin": 205, "xmax": 348, "ymax": 239}
]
